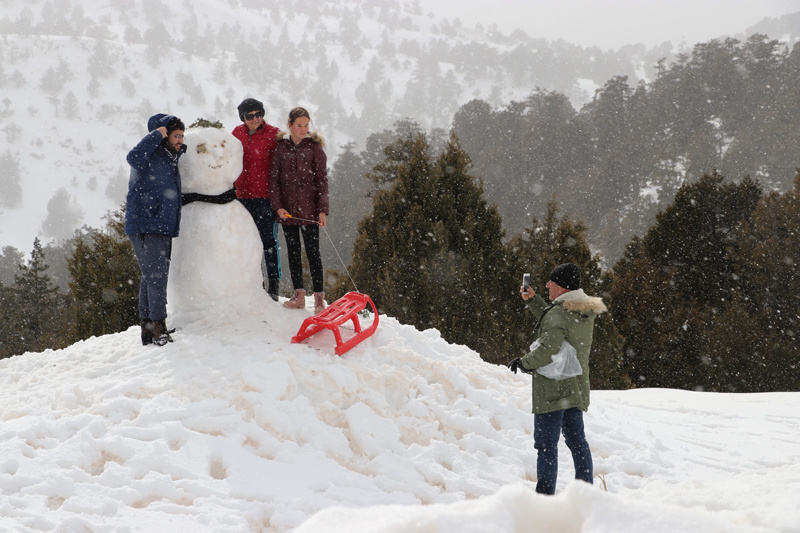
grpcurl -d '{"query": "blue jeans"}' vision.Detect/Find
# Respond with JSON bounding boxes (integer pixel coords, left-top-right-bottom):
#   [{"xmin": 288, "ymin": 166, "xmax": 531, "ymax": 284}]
[
  {"xmin": 534, "ymin": 407, "xmax": 593, "ymax": 495},
  {"xmin": 129, "ymin": 233, "xmax": 172, "ymax": 322},
  {"xmin": 238, "ymin": 198, "xmax": 281, "ymax": 280}
]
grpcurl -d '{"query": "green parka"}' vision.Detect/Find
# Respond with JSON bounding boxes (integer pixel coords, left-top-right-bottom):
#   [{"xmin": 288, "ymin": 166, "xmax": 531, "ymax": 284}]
[{"xmin": 520, "ymin": 289, "xmax": 607, "ymax": 414}]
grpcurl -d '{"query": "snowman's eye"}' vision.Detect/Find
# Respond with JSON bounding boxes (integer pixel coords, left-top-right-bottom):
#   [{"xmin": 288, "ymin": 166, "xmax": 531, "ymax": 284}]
[
  {"xmin": 196, "ymin": 143, "xmax": 207, "ymax": 154},
  {"xmin": 221, "ymin": 140, "xmax": 226, "ymax": 147}
]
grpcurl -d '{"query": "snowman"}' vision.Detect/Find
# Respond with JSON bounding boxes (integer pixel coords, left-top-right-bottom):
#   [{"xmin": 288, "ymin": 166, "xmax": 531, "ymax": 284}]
[{"xmin": 167, "ymin": 126, "xmax": 269, "ymax": 325}]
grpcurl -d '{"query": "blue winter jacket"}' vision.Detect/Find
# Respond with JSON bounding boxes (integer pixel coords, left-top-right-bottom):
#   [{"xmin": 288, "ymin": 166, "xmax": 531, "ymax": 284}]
[{"xmin": 124, "ymin": 114, "xmax": 185, "ymax": 236}]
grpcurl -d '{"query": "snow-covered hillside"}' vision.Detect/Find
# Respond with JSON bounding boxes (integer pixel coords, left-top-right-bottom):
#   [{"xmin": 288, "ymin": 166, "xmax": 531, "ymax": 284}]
[
  {"xmin": 0, "ymin": 298, "xmax": 797, "ymax": 532},
  {"xmin": 4, "ymin": 1, "xmax": 800, "ymax": 260},
  {"xmin": 0, "ymin": 0, "xmax": 683, "ymax": 253}
]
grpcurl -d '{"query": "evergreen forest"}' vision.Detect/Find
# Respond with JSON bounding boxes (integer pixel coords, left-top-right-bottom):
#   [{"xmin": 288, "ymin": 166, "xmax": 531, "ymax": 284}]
[{"xmin": 329, "ymin": 35, "xmax": 800, "ymax": 268}]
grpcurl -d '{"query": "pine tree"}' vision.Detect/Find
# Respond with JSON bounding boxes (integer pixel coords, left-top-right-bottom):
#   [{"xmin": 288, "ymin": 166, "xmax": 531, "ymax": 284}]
[
  {"xmin": 41, "ymin": 187, "xmax": 84, "ymax": 241},
  {"xmin": 349, "ymin": 133, "xmax": 516, "ymax": 361},
  {"xmin": 364, "ymin": 120, "xmax": 426, "ymax": 189},
  {"xmin": 67, "ymin": 209, "xmax": 140, "ymax": 341},
  {"xmin": 0, "ymin": 245, "xmax": 23, "ymax": 286},
  {"xmin": 451, "ymin": 99, "xmax": 494, "ymax": 167},
  {"xmin": 0, "ymin": 238, "xmax": 70, "ymax": 359},
  {"xmin": 736, "ymin": 172, "xmax": 800, "ymax": 328},
  {"xmin": 351, "ymin": 134, "xmax": 439, "ymax": 326},
  {"xmin": 703, "ymin": 292, "xmax": 792, "ymax": 392},
  {"xmin": 711, "ymin": 170, "xmax": 800, "ymax": 391},
  {"xmin": 87, "ymin": 38, "xmax": 114, "ymax": 79},
  {"xmin": 0, "ymin": 280, "xmax": 17, "ymax": 358},
  {"xmin": 14, "ymin": 238, "xmax": 64, "ymax": 344},
  {"xmin": 611, "ymin": 172, "xmax": 763, "ymax": 390},
  {"xmin": 642, "ymin": 172, "xmax": 762, "ymax": 306},
  {"xmin": 425, "ymin": 132, "xmax": 516, "ymax": 360},
  {"xmin": 609, "ymin": 237, "xmax": 667, "ymax": 387}
]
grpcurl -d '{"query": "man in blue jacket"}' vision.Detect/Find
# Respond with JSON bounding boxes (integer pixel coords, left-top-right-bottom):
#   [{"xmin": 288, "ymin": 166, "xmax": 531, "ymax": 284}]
[{"xmin": 125, "ymin": 113, "xmax": 186, "ymax": 346}]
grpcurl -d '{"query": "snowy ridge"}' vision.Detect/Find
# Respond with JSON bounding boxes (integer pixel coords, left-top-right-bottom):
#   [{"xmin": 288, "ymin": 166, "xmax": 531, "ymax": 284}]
[{"xmin": 1, "ymin": 299, "xmax": 798, "ymax": 531}]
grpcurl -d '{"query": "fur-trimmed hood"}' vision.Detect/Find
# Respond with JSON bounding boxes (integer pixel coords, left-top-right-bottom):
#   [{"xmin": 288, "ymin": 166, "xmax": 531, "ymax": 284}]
[
  {"xmin": 555, "ymin": 289, "xmax": 607, "ymax": 314},
  {"xmin": 276, "ymin": 130, "xmax": 325, "ymax": 148}
]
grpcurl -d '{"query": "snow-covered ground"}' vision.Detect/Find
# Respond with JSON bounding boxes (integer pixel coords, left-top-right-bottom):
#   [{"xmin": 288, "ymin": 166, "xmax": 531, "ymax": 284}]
[{"xmin": 0, "ymin": 298, "xmax": 797, "ymax": 532}]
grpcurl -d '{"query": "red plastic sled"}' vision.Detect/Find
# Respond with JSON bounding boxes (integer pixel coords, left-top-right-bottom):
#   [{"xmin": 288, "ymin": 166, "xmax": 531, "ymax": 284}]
[{"xmin": 291, "ymin": 292, "xmax": 379, "ymax": 355}]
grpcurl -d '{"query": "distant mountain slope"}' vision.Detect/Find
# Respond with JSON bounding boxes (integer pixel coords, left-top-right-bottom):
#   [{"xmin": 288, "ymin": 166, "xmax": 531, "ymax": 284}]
[
  {"xmin": 1, "ymin": 0, "xmax": 796, "ymax": 257},
  {"xmin": 0, "ymin": 0, "xmax": 674, "ymax": 252},
  {"xmin": 745, "ymin": 9, "xmax": 800, "ymax": 41}
]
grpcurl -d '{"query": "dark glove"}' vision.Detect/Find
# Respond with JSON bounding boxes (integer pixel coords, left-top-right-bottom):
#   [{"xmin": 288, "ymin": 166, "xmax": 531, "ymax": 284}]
[{"xmin": 507, "ymin": 358, "xmax": 533, "ymax": 374}]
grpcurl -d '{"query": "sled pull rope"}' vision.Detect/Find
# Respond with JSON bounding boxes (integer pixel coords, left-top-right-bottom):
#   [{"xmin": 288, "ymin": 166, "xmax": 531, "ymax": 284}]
[{"xmin": 284, "ymin": 214, "xmax": 359, "ymax": 293}]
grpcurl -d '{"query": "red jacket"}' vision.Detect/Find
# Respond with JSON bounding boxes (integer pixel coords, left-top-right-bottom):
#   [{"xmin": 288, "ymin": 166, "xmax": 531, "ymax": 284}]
[
  {"xmin": 269, "ymin": 133, "xmax": 329, "ymax": 225},
  {"xmin": 232, "ymin": 122, "xmax": 280, "ymax": 199}
]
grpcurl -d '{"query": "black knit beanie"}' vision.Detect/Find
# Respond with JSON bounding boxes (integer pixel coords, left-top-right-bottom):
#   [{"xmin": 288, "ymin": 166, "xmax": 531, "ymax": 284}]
[
  {"xmin": 549, "ymin": 263, "xmax": 581, "ymax": 291},
  {"xmin": 237, "ymin": 98, "xmax": 265, "ymax": 121}
]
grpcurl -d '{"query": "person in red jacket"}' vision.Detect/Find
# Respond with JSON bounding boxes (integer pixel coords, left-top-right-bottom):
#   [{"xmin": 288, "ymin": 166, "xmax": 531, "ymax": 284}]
[
  {"xmin": 270, "ymin": 107, "xmax": 329, "ymax": 314},
  {"xmin": 232, "ymin": 98, "xmax": 282, "ymax": 301}
]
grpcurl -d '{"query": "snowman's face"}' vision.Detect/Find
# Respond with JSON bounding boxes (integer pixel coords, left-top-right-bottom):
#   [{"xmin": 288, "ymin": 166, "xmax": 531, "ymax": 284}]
[{"xmin": 179, "ymin": 128, "xmax": 244, "ymax": 195}]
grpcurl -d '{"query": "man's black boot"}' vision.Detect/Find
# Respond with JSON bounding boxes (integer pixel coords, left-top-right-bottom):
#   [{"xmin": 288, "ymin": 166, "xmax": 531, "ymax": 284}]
[
  {"xmin": 141, "ymin": 320, "xmax": 154, "ymax": 346},
  {"xmin": 268, "ymin": 278, "xmax": 280, "ymax": 302}
]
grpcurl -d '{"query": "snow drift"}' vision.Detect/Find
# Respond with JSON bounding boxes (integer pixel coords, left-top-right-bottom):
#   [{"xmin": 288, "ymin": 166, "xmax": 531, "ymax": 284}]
[{"xmin": 0, "ymin": 301, "xmax": 798, "ymax": 532}]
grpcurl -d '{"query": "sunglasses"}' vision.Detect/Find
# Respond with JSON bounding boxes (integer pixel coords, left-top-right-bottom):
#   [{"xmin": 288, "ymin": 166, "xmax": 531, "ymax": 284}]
[
  {"xmin": 170, "ymin": 133, "xmax": 184, "ymax": 140},
  {"xmin": 244, "ymin": 111, "xmax": 264, "ymax": 120}
]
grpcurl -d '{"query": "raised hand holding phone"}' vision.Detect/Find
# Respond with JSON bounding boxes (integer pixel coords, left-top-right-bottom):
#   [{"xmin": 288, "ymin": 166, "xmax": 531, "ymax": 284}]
[{"xmin": 521, "ymin": 273, "xmax": 535, "ymax": 300}]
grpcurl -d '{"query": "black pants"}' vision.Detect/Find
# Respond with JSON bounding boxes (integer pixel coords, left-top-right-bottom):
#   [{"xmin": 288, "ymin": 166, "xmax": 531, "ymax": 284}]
[
  {"xmin": 238, "ymin": 198, "xmax": 281, "ymax": 280},
  {"xmin": 282, "ymin": 224, "xmax": 324, "ymax": 293}
]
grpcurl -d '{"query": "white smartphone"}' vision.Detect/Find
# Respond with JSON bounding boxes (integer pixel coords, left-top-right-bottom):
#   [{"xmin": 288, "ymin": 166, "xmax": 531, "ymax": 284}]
[{"xmin": 522, "ymin": 273, "xmax": 531, "ymax": 291}]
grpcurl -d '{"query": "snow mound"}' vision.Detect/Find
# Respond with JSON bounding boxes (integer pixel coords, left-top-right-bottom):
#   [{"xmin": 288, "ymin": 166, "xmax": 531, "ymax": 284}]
[{"xmin": 0, "ymin": 301, "xmax": 798, "ymax": 532}]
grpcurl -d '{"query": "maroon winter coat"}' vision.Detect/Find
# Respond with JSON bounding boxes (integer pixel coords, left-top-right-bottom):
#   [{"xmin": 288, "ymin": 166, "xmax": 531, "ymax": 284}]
[
  {"xmin": 232, "ymin": 122, "xmax": 280, "ymax": 199},
  {"xmin": 269, "ymin": 132, "xmax": 329, "ymax": 225}
]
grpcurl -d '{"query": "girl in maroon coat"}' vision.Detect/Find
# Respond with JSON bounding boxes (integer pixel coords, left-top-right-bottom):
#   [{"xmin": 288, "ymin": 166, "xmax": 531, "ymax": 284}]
[{"xmin": 270, "ymin": 107, "xmax": 329, "ymax": 313}]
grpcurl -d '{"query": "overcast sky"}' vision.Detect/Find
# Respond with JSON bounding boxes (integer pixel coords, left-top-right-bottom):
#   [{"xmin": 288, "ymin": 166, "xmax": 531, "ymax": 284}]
[{"xmin": 425, "ymin": 0, "xmax": 800, "ymax": 49}]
